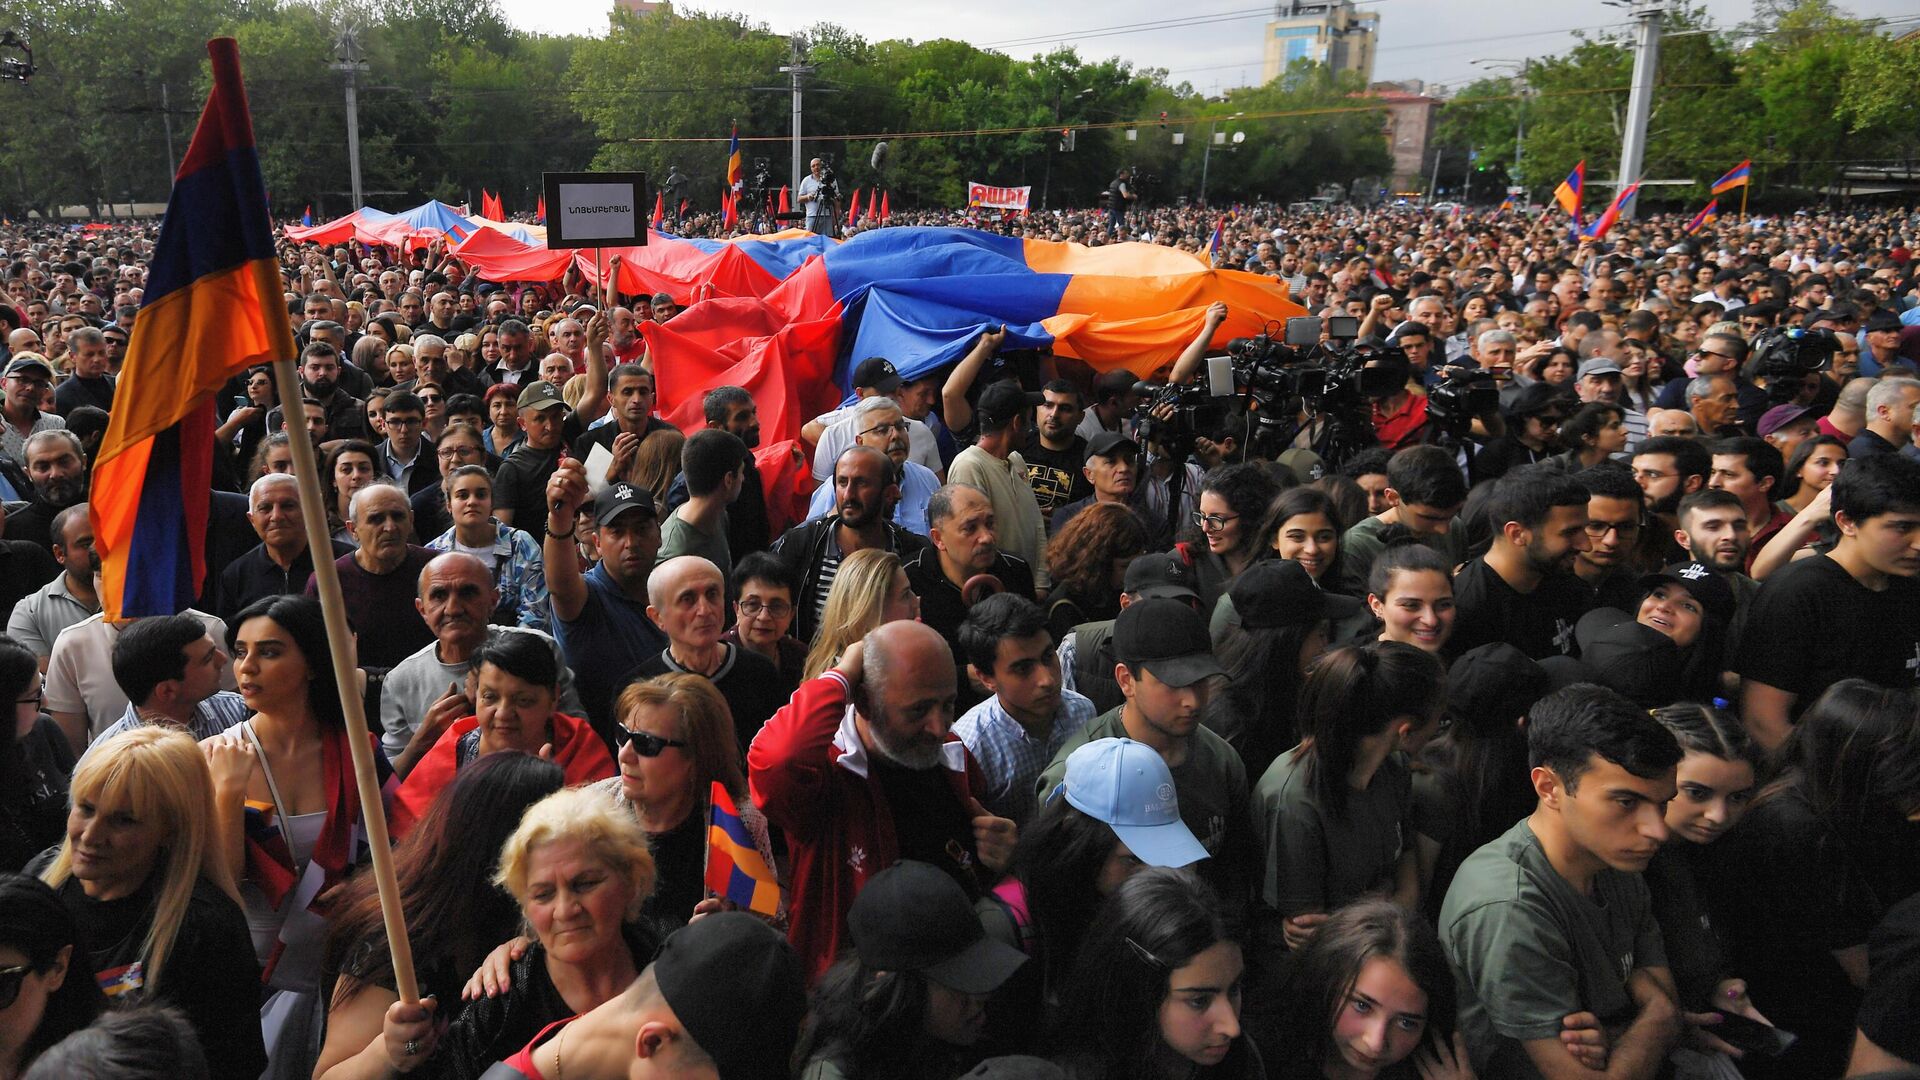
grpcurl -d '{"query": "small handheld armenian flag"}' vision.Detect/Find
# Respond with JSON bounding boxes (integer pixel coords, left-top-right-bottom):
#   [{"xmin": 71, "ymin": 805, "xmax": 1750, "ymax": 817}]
[{"xmin": 706, "ymin": 782, "xmax": 781, "ymax": 917}]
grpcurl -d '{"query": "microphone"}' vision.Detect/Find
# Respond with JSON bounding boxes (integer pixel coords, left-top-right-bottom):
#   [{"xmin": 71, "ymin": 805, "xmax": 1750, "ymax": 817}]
[{"xmin": 870, "ymin": 141, "xmax": 890, "ymax": 171}]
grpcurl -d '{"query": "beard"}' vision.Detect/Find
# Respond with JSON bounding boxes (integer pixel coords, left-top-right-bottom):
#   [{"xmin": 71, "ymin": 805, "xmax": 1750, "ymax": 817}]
[
  {"xmin": 871, "ymin": 722, "xmax": 945, "ymax": 771},
  {"xmin": 36, "ymin": 476, "xmax": 86, "ymax": 509}
]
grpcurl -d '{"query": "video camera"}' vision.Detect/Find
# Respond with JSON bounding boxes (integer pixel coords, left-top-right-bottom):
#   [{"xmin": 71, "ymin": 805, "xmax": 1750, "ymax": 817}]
[
  {"xmin": 1427, "ymin": 365, "xmax": 1499, "ymax": 441},
  {"xmin": 1751, "ymin": 326, "xmax": 1838, "ymax": 403},
  {"xmin": 1134, "ymin": 315, "xmax": 1407, "ymax": 464},
  {"xmin": 815, "ymin": 156, "xmax": 841, "ymax": 203}
]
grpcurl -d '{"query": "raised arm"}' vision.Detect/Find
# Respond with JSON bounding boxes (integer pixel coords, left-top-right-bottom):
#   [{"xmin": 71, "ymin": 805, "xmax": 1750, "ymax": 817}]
[
  {"xmin": 1167, "ymin": 302, "xmax": 1229, "ymax": 386},
  {"xmin": 576, "ymin": 312, "xmax": 610, "ymax": 424},
  {"xmin": 542, "ymin": 456, "xmax": 591, "ymax": 623},
  {"xmin": 942, "ymin": 325, "xmax": 1007, "ymax": 435}
]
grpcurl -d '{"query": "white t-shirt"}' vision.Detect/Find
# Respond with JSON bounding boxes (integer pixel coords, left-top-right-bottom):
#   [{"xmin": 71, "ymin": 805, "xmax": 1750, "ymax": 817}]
[
  {"xmin": 47, "ymin": 609, "xmax": 234, "ymax": 741},
  {"xmin": 809, "ymin": 408, "xmax": 943, "ymax": 480}
]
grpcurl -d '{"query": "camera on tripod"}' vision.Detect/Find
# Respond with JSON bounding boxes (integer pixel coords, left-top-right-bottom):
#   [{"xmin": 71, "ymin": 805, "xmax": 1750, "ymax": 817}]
[
  {"xmin": 1751, "ymin": 326, "xmax": 1837, "ymax": 403},
  {"xmin": 815, "ymin": 156, "xmax": 841, "ymax": 202}
]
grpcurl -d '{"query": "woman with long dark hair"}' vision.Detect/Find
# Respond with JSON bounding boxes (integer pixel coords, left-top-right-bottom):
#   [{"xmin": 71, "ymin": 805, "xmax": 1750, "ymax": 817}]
[
  {"xmin": 0, "ymin": 872, "xmax": 106, "ymax": 1080},
  {"xmin": 1409, "ymin": 644, "xmax": 1548, "ymax": 924},
  {"xmin": 1703, "ymin": 680, "xmax": 1920, "ymax": 1077},
  {"xmin": 1192, "ymin": 463, "xmax": 1284, "ymax": 610},
  {"xmin": 1270, "ymin": 898, "xmax": 1468, "ymax": 1080},
  {"xmin": 323, "ymin": 441, "xmax": 379, "ymax": 544},
  {"xmin": 1778, "ymin": 433, "xmax": 1846, "ymax": 513},
  {"xmin": 1051, "ymin": 868, "xmax": 1261, "ymax": 1079},
  {"xmin": 1255, "ymin": 487, "xmax": 1357, "ymax": 595},
  {"xmin": 1556, "ymin": 403, "xmax": 1628, "ymax": 472},
  {"xmin": 1205, "ymin": 561, "xmax": 1332, "ymax": 778},
  {"xmin": 1366, "ymin": 545, "xmax": 1456, "ymax": 657},
  {"xmin": 203, "ymin": 595, "xmax": 382, "ymax": 1080},
  {"xmin": 0, "ymin": 639, "xmax": 69, "ymax": 874},
  {"xmin": 314, "ymin": 752, "xmax": 564, "ymax": 1080}
]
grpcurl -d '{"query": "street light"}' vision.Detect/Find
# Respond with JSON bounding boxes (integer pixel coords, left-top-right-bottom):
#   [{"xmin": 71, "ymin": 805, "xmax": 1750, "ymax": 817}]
[
  {"xmin": 1471, "ymin": 58, "xmax": 1529, "ymax": 189},
  {"xmin": 1198, "ymin": 112, "xmax": 1244, "ymax": 207}
]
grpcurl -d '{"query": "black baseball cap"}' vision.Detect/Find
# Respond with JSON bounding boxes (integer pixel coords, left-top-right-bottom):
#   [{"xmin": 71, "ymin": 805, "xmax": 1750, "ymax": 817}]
[
  {"xmin": 1446, "ymin": 643, "xmax": 1550, "ymax": 728},
  {"xmin": 1123, "ymin": 552, "xmax": 1197, "ymax": 602},
  {"xmin": 976, "ymin": 380, "xmax": 1044, "ymax": 431},
  {"xmin": 594, "ymin": 481, "xmax": 658, "ymax": 526},
  {"xmin": 1638, "ymin": 561, "xmax": 1735, "ymax": 626},
  {"xmin": 1114, "ymin": 597, "xmax": 1225, "ymax": 687},
  {"xmin": 653, "ymin": 912, "xmax": 805, "ymax": 1080},
  {"xmin": 4, "ymin": 355, "xmax": 54, "ymax": 380},
  {"xmin": 1085, "ymin": 430, "xmax": 1139, "ymax": 462},
  {"xmin": 1216, "ymin": 560, "xmax": 1326, "ymax": 634},
  {"xmin": 848, "ymin": 861, "xmax": 1027, "ymax": 995},
  {"xmin": 852, "ymin": 356, "xmax": 902, "ymax": 394}
]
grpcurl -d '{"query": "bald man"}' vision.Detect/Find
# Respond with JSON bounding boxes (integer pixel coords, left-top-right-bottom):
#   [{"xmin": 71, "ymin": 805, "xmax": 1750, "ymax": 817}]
[
  {"xmin": 748, "ymin": 619, "xmax": 1017, "ymax": 978},
  {"xmin": 628, "ymin": 555, "xmax": 790, "ymax": 753},
  {"xmin": 382, "ymin": 552, "xmax": 582, "ymax": 774}
]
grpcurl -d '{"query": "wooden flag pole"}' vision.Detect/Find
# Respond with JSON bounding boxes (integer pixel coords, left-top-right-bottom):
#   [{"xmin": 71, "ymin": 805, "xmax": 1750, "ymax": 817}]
[
  {"xmin": 267, "ymin": 355, "xmax": 419, "ymax": 1004},
  {"xmin": 1739, "ymin": 181, "xmax": 1748, "ymax": 221}
]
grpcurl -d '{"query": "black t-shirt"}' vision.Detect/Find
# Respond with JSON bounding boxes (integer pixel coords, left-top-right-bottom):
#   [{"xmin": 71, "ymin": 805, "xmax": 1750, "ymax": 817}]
[
  {"xmin": 1447, "ymin": 557, "xmax": 1590, "ymax": 661},
  {"xmin": 642, "ymin": 809, "xmax": 706, "ymax": 939},
  {"xmin": 1733, "ymin": 553, "xmax": 1920, "ymax": 708},
  {"xmin": 1861, "ymin": 891, "xmax": 1920, "ymax": 1067},
  {"xmin": 1020, "ymin": 433, "xmax": 1091, "ymax": 515},
  {"xmin": 492, "ymin": 444, "xmax": 563, "ymax": 542},
  {"xmin": 631, "ymin": 644, "xmax": 793, "ymax": 754},
  {"xmin": 53, "ymin": 374, "xmax": 115, "ymax": 415},
  {"xmin": 2, "ymin": 716, "xmax": 73, "ymax": 873},
  {"xmin": 568, "ymin": 415, "xmax": 674, "ymax": 461},
  {"xmin": 870, "ymin": 754, "xmax": 981, "ymax": 897}
]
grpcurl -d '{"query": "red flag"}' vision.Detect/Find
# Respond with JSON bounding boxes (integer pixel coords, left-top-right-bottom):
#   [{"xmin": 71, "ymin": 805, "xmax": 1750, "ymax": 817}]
[
  {"xmin": 847, "ymin": 188, "xmax": 863, "ymax": 229},
  {"xmin": 722, "ymin": 190, "xmax": 737, "ymax": 229},
  {"xmin": 778, "ymin": 186, "xmax": 791, "ymax": 214},
  {"xmin": 866, "ymin": 190, "xmax": 880, "ymax": 224},
  {"xmin": 879, "ymin": 191, "xmax": 890, "ymax": 223},
  {"xmin": 652, "ymin": 191, "xmax": 664, "ymax": 229},
  {"xmin": 536, "ymin": 195, "xmax": 546, "ymax": 223},
  {"xmin": 679, "ymin": 198, "xmax": 690, "ymax": 217}
]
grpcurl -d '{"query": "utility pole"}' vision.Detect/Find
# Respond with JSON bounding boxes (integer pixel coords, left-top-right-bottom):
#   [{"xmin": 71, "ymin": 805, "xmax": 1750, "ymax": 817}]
[
  {"xmin": 777, "ymin": 36, "xmax": 812, "ymax": 194},
  {"xmin": 1428, "ymin": 145, "xmax": 1443, "ymax": 201},
  {"xmin": 1615, "ymin": 0, "xmax": 1665, "ymax": 221},
  {"xmin": 160, "ymin": 83, "xmax": 177, "ymax": 178},
  {"xmin": 331, "ymin": 25, "xmax": 368, "ymax": 210}
]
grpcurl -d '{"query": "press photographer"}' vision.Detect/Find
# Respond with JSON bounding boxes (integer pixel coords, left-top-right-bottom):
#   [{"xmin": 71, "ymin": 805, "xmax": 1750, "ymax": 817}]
[{"xmin": 798, "ymin": 156, "xmax": 840, "ymax": 236}]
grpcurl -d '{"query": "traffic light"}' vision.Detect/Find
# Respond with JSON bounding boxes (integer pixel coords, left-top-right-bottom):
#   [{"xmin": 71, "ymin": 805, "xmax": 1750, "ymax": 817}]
[{"xmin": 1058, "ymin": 127, "xmax": 1076, "ymax": 152}]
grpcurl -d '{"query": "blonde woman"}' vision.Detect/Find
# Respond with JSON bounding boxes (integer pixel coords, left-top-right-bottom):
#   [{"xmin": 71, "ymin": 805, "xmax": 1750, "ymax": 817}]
[
  {"xmin": 381, "ymin": 787, "xmax": 659, "ymax": 1078},
  {"xmin": 36, "ymin": 727, "xmax": 266, "ymax": 1080},
  {"xmin": 801, "ymin": 548, "xmax": 920, "ymax": 680},
  {"xmin": 385, "ymin": 344, "xmax": 417, "ymax": 387}
]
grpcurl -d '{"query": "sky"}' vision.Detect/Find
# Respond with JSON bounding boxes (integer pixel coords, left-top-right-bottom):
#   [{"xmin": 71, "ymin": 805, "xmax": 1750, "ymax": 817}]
[{"xmin": 497, "ymin": 0, "xmax": 1920, "ymax": 96}]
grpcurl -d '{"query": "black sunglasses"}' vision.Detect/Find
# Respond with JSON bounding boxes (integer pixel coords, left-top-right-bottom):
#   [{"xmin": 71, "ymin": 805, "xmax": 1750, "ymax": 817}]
[
  {"xmin": 616, "ymin": 727, "xmax": 688, "ymax": 757},
  {"xmin": 0, "ymin": 963, "xmax": 31, "ymax": 1010}
]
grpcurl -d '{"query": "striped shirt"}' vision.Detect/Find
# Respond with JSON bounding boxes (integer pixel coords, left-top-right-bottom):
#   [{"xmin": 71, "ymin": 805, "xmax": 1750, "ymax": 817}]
[{"xmin": 80, "ymin": 691, "xmax": 250, "ymax": 769}]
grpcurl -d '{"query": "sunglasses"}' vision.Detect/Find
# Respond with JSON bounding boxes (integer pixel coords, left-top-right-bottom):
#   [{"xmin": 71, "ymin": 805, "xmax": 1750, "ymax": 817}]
[
  {"xmin": 616, "ymin": 727, "xmax": 688, "ymax": 757},
  {"xmin": 0, "ymin": 963, "xmax": 31, "ymax": 1010}
]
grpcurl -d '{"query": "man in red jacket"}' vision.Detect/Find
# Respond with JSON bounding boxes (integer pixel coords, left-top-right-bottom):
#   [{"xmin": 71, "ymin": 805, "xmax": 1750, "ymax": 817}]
[{"xmin": 748, "ymin": 619, "xmax": 1019, "ymax": 979}]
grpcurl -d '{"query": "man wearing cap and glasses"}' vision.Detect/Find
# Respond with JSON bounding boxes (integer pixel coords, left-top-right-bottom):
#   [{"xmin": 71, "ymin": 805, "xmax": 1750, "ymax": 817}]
[
  {"xmin": 474, "ymin": 912, "xmax": 806, "ymax": 1080},
  {"xmin": 545, "ymin": 461, "xmax": 670, "ymax": 750},
  {"xmin": 1036, "ymin": 597, "xmax": 1249, "ymax": 888},
  {"xmin": 749, "ymin": 620, "xmax": 1019, "ymax": 980},
  {"xmin": 806, "ymin": 356, "xmax": 946, "ymax": 483},
  {"xmin": 1, "ymin": 354, "xmax": 64, "ymax": 463}
]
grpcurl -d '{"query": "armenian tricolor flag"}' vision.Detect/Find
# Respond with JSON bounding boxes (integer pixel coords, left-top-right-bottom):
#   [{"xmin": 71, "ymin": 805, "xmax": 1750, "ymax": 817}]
[
  {"xmin": 1208, "ymin": 215, "xmax": 1225, "ymax": 261},
  {"xmin": 1710, "ymin": 160, "xmax": 1751, "ymax": 195},
  {"xmin": 1498, "ymin": 194, "xmax": 1515, "ymax": 213},
  {"xmin": 706, "ymin": 782, "xmax": 779, "ymax": 917},
  {"xmin": 301, "ymin": 204, "xmax": 312, "ymax": 227},
  {"xmin": 1684, "ymin": 198, "xmax": 1719, "ymax": 235},
  {"xmin": 1554, "ymin": 161, "xmax": 1585, "ymax": 223},
  {"xmin": 95, "ymin": 38, "xmax": 295, "ymax": 620},
  {"xmin": 726, "ymin": 123, "xmax": 743, "ymax": 195},
  {"xmin": 1582, "ymin": 181, "xmax": 1641, "ymax": 241}
]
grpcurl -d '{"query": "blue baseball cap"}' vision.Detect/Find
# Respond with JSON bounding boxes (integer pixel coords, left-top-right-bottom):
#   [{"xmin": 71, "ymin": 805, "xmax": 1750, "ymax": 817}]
[{"xmin": 1056, "ymin": 738, "xmax": 1207, "ymax": 868}]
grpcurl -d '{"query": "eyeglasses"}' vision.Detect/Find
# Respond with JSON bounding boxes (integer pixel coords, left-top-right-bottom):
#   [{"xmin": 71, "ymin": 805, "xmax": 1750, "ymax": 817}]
[
  {"xmin": 616, "ymin": 727, "xmax": 688, "ymax": 757},
  {"xmin": 738, "ymin": 599, "xmax": 792, "ymax": 619},
  {"xmin": 15, "ymin": 677, "xmax": 44, "ymax": 708},
  {"xmin": 1583, "ymin": 519, "xmax": 1641, "ymax": 538},
  {"xmin": 1192, "ymin": 512, "xmax": 1240, "ymax": 532},
  {"xmin": 860, "ymin": 421, "xmax": 905, "ymax": 438},
  {"xmin": 0, "ymin": 964, "xmax": 30, "ymax": 1010}
]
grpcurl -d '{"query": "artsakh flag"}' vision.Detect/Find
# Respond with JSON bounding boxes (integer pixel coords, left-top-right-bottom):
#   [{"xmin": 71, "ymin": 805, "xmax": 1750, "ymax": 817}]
[
  {"xmin": 1710, "ymin": 160, "xmax": 1751, "ymax": 195},
  {"xmin": 1684, "ymin": 198, "xmax": 1719, "ymax": 235},
  {"xmin": 1208, "ymin": 215, "xmax": 1225, "ymax": 260},
  {"xmin": 1582, "ymin": 181, "xmax": 1641, "ymax": 241},
  {"xmin": 706, "ymin": 782, "xmax": 779, "ymax": 916},
  {"xmin": 95, "ymin": 38, "xmax": 296, "ymax": 619},
  {"xmin": 1554, "ymin": 161, "xmax": 1585, "ymax": 223}
]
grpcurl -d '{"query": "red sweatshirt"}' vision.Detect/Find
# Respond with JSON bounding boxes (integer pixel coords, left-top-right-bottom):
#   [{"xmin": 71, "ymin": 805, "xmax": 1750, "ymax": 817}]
[{"xmin": 747, "ymin": 671, "xmax": 983, "ymax": 980}]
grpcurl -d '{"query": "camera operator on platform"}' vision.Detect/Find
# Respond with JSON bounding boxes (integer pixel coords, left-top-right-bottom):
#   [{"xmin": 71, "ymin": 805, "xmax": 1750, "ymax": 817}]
[{"xmin": 799, "ymin": 157, "xmax": 837, "ymax": 237}]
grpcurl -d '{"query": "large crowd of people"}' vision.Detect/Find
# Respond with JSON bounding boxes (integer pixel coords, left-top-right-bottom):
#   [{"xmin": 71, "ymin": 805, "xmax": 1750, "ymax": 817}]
[{"xmin": 2, "ymin": 191, "xmax": 1920, "ymax": 1080}]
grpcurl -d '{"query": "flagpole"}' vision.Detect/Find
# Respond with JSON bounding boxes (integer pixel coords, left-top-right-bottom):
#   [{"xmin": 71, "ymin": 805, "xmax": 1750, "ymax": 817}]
[
  {"xmin": 1740, "ymin": 181, "xmax": 1748, "ymax": 221},
  {"xmin": 266, "ymin": 355, "xmax": 419, "ymax": 1004}
]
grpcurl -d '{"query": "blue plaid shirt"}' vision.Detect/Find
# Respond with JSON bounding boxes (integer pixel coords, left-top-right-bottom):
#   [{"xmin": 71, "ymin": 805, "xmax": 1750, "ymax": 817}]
[
  {"xmin": 952, "ymin": 688, "xmax": 1095, "ymax": 827},
  {"xmin": 427, "ymin": 521, "xmax": 551, "ymax": 632}
]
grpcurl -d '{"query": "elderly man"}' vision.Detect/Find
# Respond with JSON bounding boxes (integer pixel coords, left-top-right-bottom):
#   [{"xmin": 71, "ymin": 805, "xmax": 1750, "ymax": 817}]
[
  {"xmin": 216, "ymin": 473, "xmax": 355, "ymax": 620},
  {"xmin": 1646, "ymin": 409, "xmax": 1699, "ymax": 439},
  {"xmin": 1686, "ymin": 374, "xmax": 1744, "ymax": 438},
  {"xmin": 1, "ymin": 355, "xmax": 65, "ymax": 463},
  {"xmin": 749, "ymin": 619, "xmax": 1017, "ymax": 978},
  {"xmin": 1848, "ymin": 377, "xmax": 1920, "ymax": 460},
  {"xmin": 6, "ymin": 504, "xmax": 93, "ymax": 668},
  {"xmin": 629, "ymin": 555, "xmax": 789, "ymax": 752},
  {"xmin": 1573, "ymin": 358, "xmax": 1648, "ymax": 454},
  {"xmin": 804, "ymin": 397, "xmax": 938, "ymax": 535},
  {"xmin": 381, "ymin": 551, "xmax": 582, "ymax": 775},
  {"xmin": 5, "ymin": 429, "xmax": 88, "ymax": 552},
  {"xmin": 905, "ymin": 483, "xmax": 1037, "ymax": 710},
  {"xmin": 305, "ymin": 481, "xmax": 436, "ymax": 670}
]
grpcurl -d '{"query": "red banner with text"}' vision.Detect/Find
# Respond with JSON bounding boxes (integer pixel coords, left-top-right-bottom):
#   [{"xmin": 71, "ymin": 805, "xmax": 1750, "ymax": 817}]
[{"xmin": 966, "ymin": 182, "xmax": 1032, "ymax": 211}]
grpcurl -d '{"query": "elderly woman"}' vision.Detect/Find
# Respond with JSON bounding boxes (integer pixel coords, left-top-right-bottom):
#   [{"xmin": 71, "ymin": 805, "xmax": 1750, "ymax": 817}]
[
  {"xmin": 35, "ymin": 727, "xmax": 266, "ymax": 1080},
  {"xmin": 388, "ymin": 633, "xmax": 613, "ymax": 836},
  {"xmin": 425, "ymin": 465, "xmax": 550, "ymax": 632},
  {"xmin": 382, "ymin": 787, "xmax": 660, "ymax": 1079}
]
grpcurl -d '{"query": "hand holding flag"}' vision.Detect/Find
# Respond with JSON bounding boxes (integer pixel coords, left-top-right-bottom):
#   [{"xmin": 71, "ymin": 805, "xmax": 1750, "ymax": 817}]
[{"xmin": 706, "ymin": 782, "xmax": 780, "ymax": 917}]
